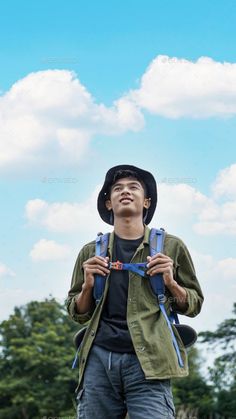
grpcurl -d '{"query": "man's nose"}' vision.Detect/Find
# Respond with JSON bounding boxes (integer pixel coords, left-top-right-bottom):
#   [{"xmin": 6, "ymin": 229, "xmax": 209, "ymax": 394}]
[{"xmin": 121, "ymin": 186, "xmax": 131, "ymax": 195}]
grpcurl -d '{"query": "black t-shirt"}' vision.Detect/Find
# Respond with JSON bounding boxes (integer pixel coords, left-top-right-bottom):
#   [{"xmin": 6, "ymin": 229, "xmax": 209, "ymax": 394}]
[{"xmin": 94, "ymin": 234, "xmax": 143, "ymax": 353}]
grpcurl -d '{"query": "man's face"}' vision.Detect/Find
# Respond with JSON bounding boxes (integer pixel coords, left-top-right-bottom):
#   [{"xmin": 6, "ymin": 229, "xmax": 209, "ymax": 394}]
[{"xmin": 105, "ymin": 177, "xmax": 151, "ymax": 220}]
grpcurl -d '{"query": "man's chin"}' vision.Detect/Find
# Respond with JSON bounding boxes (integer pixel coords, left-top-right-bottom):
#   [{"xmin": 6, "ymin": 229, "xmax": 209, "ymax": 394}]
[{"xmin": 115, "ymin": 209, "xmax": 138, "ymax": 219}]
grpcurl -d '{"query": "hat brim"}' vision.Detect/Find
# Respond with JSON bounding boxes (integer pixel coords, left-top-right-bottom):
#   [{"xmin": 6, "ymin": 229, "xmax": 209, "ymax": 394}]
[{"xmin": 97, "ymin": 164, "xmax": 157, "ymax": 225}]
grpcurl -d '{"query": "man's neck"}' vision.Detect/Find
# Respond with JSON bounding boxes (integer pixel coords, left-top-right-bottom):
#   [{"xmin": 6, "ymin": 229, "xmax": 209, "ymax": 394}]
[{"xmin": 113, "ymin": 217, "xmax": 145, "ymax": 239}]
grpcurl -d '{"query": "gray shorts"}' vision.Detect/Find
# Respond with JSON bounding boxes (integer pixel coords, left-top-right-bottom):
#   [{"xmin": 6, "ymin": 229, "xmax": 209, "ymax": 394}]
[{"xmin": 76, "ymin": 344, "xmax": 175, "ymax": 419}]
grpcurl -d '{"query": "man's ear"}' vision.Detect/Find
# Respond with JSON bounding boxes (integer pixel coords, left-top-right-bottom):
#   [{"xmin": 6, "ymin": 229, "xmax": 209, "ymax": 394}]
[
  {"xmin": 143, "ymin": 198, "xmax": 151, "ymax": 209},
  {"xmin": 105, "ymin": 200, "xmax": 112, "ymax": 210}
]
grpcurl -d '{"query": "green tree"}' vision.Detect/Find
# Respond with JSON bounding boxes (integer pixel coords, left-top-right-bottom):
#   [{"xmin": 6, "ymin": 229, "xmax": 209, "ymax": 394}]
[
  {"xmin": 200, "ymin": 302, "xmax": 236, "ymax": 418},
  {"xmin": 173, "ymin": 346, "xmax": 215, "ymax": 418},
  {"xmin": 0, "ymin": 298, "xmax": 80, "ymax": 419}
]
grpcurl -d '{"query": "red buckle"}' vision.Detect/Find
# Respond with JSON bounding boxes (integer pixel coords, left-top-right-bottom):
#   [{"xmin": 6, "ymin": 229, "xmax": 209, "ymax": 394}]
[{"xmin": 110, "ymin": 260, "xmax": 123, "ymax": 270}]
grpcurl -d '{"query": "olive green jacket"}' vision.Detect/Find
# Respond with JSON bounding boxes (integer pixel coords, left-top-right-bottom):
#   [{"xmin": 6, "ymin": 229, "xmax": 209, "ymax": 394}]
[{"xmin": 66, "ymin": 226, "xmax": 204, "ymax": 389}]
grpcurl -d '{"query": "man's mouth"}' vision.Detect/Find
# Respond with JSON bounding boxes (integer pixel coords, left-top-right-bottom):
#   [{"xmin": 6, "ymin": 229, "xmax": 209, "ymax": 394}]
[{"xmin": 120, "ymin": 198, "xmax": 133, "ymax": 203}]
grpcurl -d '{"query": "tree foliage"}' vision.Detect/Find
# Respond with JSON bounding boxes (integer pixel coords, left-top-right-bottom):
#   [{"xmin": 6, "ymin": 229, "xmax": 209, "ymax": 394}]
[
  {"xmin": 173, "ymin": 346, "xmax": 215, "ymax": 417},
  {"xmin": 199, "ymin": 302, "xmax": 236, "ymax": 418},
  {"xmin": 0, "ymin": 298, "xmax": 79, "ymax": 419},
  {"xmin": 200, "ymin": 303, "xmax": 236, "ymax": 387}
]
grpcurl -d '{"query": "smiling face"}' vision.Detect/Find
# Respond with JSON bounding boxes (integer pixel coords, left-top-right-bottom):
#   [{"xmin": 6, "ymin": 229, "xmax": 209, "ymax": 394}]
[{"xmin": 105, "ymin": 177, "xmax": 151, "ymax": 221}]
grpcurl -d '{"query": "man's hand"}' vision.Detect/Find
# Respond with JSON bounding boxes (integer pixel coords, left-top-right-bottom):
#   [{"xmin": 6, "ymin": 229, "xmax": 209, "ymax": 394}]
[
  {"xmin": 146, "ymin": 253, "xmax": 174, "ymax": 287},
  {"xmin": 75, "ymin": 256, "xmax": 110, "ymax": 315},
  {"xmin": 82, "ymin": 256, "xmax": 110, "ymax": 289},
  {"xmin": 146, "ymin": 253, "xmax": 188, "ymax": 311}
]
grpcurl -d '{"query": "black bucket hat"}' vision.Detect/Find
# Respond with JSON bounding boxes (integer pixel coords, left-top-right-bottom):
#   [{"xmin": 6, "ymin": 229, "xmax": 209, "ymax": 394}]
[{"xmin": 97, "ymin": 164, "xmax": 157, "ymax": 225}]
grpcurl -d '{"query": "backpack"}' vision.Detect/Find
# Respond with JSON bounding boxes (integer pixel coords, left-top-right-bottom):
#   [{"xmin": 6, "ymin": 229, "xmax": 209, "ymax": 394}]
[{"xmin": 72, "ymin": 228, "xmax": 197, "ymax": 369}]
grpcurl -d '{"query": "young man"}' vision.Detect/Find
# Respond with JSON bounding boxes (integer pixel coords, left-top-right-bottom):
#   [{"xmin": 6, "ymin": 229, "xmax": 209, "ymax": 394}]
[{"xmin": 66, "ymin": 164, "xmax": 204, "ymax": 419}]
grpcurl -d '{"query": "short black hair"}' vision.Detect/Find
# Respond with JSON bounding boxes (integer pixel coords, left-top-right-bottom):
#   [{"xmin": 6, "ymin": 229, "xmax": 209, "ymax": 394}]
[{"xmin": 109, "ymin": 169, "xmax": 147, "ymax": 197}]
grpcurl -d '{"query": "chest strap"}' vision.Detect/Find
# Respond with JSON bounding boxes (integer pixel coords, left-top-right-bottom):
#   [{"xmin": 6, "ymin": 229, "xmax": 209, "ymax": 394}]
[{"xmin": 109, "ymin": 261, "xmax": 147, "ymax": 277}]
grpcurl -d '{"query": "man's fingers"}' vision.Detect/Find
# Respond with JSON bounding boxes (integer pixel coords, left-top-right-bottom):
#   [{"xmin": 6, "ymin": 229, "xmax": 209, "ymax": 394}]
[
  {"xmin": 147, "ymin": 263, "xmax": 172, "ymax": 272},
  {"xmin": 147, "ymin": 253, "xmax": 170, "ymax": 262},
  {"xmin": 85, "ymin": 265, "xmax": 110, "ymax": 274},
  {"xmin": 86, "ymin": 267, "xmax": 110, "ymax": 277},
  {"xmin": 90, "ymin": 256, "xmax": 109, "ymax": 265},
  {"xmin": 147, "ymin": 257, "xmax": 173, "ymax": 269},
  {"xmin": 147, "ymin": 262, "xmax": 173, "ymax": 276},
  {"xmin": 148, "ymin": 252, "xmax": 166, "ymax": 259},
  {"xmin": 83, "ymin": 260, "xmax": 110, "ymax": 275},
  {"xmin": 83, "ymin": 256, "xmax": 109, "ymax": 268}
]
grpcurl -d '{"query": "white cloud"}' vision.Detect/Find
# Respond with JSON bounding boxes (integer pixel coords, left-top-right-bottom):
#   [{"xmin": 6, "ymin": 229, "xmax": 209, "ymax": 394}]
[
  {"xmin": 212, "ymin": 163, "xmax": 236, "ymax": 199},
  {"xmin": 152, "ymin": 165, "xmax": 236, "ymax": 236},
  {"xmin": 216, "ymin": 257, "xmax": 236, "ymax": 280},
  {"xmin": 192, "ymin": 250, "xmax": 236, "ymax": 282},
  {"xmin": 130, "ymin": 55, "xmax": 236, "ymax": 118},
  {"xmin": 0, "ymin": 288, "xmax": 39, "ymax": 321},
  {"xmin": 25, "ymin": 185, "xmax": 110, "ymax": 234},
  {"xmin": 194, "ymin": 201, "xmax": 236, "ymax": 235},
  {"xmin": 0, "ymin": 262, "xmax": 15, "ymax": 278},
  {"xmin": 184, "ymin": 250, "xmax": 236, "ymax": 332},
  {"xmin": 0, "ymin": 70, "xmax": 143, "ymax": 172},
  {"xmin": 2, "ymin": 56, "xmax": 236, "ymax": 173},
  {"xmin": 158, "ymin": 182, "xmax": 209, "ymax": 215},
  {"xmin": 30, "ymin": 239, "xmax": 71, "ymax": 261},
  {"xmin": 152, "ymin": 182, "xmax": 213, "ymax": 236}
]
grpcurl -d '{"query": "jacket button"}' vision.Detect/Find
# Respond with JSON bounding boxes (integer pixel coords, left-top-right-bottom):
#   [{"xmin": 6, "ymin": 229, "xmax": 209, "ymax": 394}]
[
  {"xmin": 137, "ymin": 346, "xmax": 146, "ymax": 352},
  {"xmin": 90, "ymin": 330, "xmax": 95, "ymax": 337}
]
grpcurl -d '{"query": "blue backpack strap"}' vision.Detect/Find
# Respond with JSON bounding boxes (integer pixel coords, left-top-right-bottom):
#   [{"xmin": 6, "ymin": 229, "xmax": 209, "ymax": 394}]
[
  {"xmin": 72, "ymin": 348, "xmax": 79, "ymax": 369},
  {"xmin": 149, "ymin": 228, "xmax": 166, "ymax": 302},
  {"xmin": 93, "ymin": 232, "xmax": 110, "ymax": 304},
  {"xmin": 169, "ymin": 310, "xmax": 180, "ymax": 324},
  {"xmin": 149, "ymin": 228, "xmax": 184, "ymax": 368},
  {"xmin": 72, "ymin": 232, "xmax": 109, "ymax": 369}
]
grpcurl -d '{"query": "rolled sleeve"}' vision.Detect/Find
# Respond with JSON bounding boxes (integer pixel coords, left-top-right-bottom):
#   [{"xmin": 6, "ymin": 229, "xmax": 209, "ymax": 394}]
[
  {"xmin": 173, "ymin": 240, "xmax": 204, "ymax": 317},
  {"xmin": 66, "ymin": 242, "xmax": 96, "ymax": 325},
  {"xmin": 66, "ymin": 295, "xmax": 93, "ymax": 324},
  {"xmin": 173, "ymin": 287, "xmax": 203, "ymax": 317}
]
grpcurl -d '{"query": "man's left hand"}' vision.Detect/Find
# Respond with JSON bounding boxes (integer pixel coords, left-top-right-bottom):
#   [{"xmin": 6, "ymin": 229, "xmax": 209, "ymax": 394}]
[{"xmin": 146, "ymin": 253, "xmax": 175, "ymax": 288}]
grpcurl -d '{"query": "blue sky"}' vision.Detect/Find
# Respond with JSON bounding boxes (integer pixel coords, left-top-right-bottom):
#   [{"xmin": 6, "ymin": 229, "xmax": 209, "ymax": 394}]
[{"xmin": 1, "ymin": 0, "xmax": 236, "ymax": 346}]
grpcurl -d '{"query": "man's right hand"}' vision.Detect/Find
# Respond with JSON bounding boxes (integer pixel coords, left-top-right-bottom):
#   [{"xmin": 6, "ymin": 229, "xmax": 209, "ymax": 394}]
[
  {"xmin": 82, "ymin": 256, "xmax": 110, "ymax": 289},
  {"xmin": 75, "ymin": 256, "xmax": 110, "ymax": 315}
]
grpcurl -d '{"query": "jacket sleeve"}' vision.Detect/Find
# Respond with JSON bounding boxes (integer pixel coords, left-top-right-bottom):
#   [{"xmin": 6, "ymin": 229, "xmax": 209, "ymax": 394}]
[
  {"xmin": 172, "ymin": 240, "xmax": 204, "ymax": 317},
  {"xmin": 66, "ymin": 243, "xmax": 96, "ymax": 325}
]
